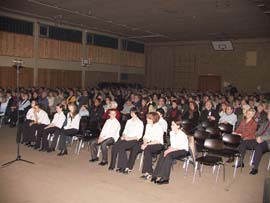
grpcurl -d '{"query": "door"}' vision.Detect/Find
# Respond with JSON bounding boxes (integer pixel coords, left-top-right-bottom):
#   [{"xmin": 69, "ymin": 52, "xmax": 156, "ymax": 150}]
[{"xmin": 199, "ymin": 75, "xmax": 221, "ymax": 92}]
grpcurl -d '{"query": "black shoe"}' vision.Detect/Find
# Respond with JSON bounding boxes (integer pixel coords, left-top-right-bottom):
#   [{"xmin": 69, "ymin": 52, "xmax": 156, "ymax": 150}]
[
  {"xmin": 57, "ymin": 151, "xmax": 63, "ymax": 156},
  {"xmin": 38, "ymin": 148, "xmax": 45, "ymax": 152},
  {"xmin": 99, "ymin": 161, "xmax": 108, "ymax": 166},
  {"xmin": 62, "ymin": 150, "xmax": 68, "ymax": 155},
  {"xmin": 116, "ymin": 168, "xmax": 122, "ymax": 172},
  {"xmin": 151, "ymin": 177, "xmax": 157, "ymax": 183},
  {"xmin": 156, "ymin": 178, "xmax": 169, "ymax": 185},
  {"xmin": 232, "ymin": 163, "xmax": 244, "ymax": 168},
  {"xmin": 108, "ymin": 167, "xmax": 114, "ymax": 171},
  {"xmin": 249, "ymin": 169, "xmax": 258, "ymax": 175},
  {"xmin": 89, "ymin": 158, "xmax": 99, "ymax": 162}
]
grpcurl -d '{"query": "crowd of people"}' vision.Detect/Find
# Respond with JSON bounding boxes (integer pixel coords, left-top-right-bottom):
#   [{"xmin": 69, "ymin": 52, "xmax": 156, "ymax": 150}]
[{"xmin": 0, "ymin": 85, "xmax": 270, "ymax": 184}]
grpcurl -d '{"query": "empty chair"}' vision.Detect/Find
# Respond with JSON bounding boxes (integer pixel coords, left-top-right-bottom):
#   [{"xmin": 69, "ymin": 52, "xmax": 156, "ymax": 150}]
[
  {"xmin": 205, "ymin": 126, "xmax": 221, "ymax": 139},
  {"xmin": 181, "ymin": 119, "xmax": 196, "ymax": 135},
  {"xmin": 193, "ymin": 138, "xmax": 225, "ymax": 183},
  {"xmin": 221, "ymin": 133, "xmax": 242, "ymax": 177},
  {"xmin": 194, "ymin": 130, "xmax": 210, "ymax": 154},
  {"xmin": 218, "ymin": 123, "xmax": 233, "ymax": 135}
]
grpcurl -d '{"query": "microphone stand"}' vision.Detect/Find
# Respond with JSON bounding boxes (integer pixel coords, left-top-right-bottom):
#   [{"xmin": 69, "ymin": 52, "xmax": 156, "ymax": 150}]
[{"xmin": 2, "ymin": 59, "xmax": 34, "ymax": 167}]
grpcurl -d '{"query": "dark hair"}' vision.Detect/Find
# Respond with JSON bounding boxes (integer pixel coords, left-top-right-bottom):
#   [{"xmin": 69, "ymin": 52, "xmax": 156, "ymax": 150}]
[
  {"xmin": 56, "ymin": 103, "xmax": 65, "ymax": 110},
  {"xmin": 146, "ymin": 112, "xmax": 160, "ymax": 124},
  {"xmin": 68, "ymin": 102, "xmax": 78, "ymax": 118},
  {"xmin": 156, "ymin": 108, "xmax": 165, "ymax": 117},
  {"xmin": 130, "ymin": 107, "xmax": 139, "ymax": 116},
  {"xmin": 172, "ymin": 118, "xmax": 181, "ymax": 127}
]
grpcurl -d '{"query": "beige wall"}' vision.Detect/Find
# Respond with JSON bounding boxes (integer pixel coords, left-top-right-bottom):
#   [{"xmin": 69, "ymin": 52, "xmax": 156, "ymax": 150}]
[{"xmin": 146, "ymin": 39, "xmax": 270, "ymax": 93}]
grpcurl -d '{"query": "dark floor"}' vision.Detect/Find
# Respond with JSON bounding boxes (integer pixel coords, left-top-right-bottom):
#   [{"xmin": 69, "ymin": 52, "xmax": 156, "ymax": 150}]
[{"xmin": 0, "ymin": 126, "xmax": 268, "ymax": 203}]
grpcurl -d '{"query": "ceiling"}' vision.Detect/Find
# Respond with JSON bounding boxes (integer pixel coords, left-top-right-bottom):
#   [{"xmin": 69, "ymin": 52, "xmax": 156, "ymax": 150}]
[{"xmin": 0, "ymin": 0, "xmax": 269, "ymax": 42}]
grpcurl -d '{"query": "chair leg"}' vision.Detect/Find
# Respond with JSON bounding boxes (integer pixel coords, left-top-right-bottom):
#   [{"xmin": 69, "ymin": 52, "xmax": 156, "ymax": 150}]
[
  {"xmin": 139, "ymin": 152, "xmax": 144, "ymax": 171},
  {"xmin": 249, "ymin": 150, "xmax": 255, "ymax": 166},
  {"xmin": 97, "ymin": 146, "xmax": 101, "ymax": 158},
  {"xmin": 215, "ymin": 165, "xmax": 221, "ymax": 183},
  {"xmin": 192, "ymin": 161, "xmax": 198, "ymax": 184},
  {"xmin": 200, "ymin": 163, "xmax": 204, "ymax": 174},
  {"xmin": 233, "ymin": 157, "xmax": 239, "ymax": 178},
  {"xmin": 267, "ymin": 153, "xmax": 270, "ymax": 171},
  {"xmin": 223, "ymin": 164, "xmax": 225, "ymax": 182},
  {"xmin": 212, "ymin": 165, "xmax": 216, "ymax": 174},
  {"xmin": 185, "ymin": 159, "xmax": 190, "ymax": 176},
  {"xmin": 77, "ymin": 140, "xmax": 83, "ymax": 155}
]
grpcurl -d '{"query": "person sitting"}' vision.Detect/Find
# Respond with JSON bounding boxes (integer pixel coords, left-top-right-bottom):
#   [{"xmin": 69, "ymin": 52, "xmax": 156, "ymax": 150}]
[
  {"xmin": 57, "ymin": 103, "xmax": 80, "ymax": 156},
  {"xmin": 140, "ymin": 112, "xmax": 164, "ymax": 180},
  {"xmin": 0, "ymin": 95, "xmax": 8, "ymax": 117},
  {"xmin": 237, "ymin": 111, "xmax": 270, "ymax": 175},
  {"xmin": 89, "ymin": 109, "xmax": 121, "ymax": 165},
  {"xmin": 39, "ymin": 104, "xmax": 66, "ymax": 152},
  {"xmin": 66, "ymin": 90, "xmax": 76, "ymax": 104},
  {"xmin": 102, "ymin": 101, "xmax": 121, "ymax": 121},
  {"xmin": 79, "ymin": 104, "xmax": 89, "ymax": 117},
  {"xmin": 182, "ymin": 101, "xmax": 200, "ymax": 127},
  {"xmin": 89, "ymin": 98, "xmax": 104, "ymax": 130},
  {"xmin": 156, "ymin": 108, "xmax": 168, "ymax": 135},
  {"xmin": 255, "ymin": 103, "xmax": 268, "ymax": 129},
  {"xmin": 167, "ymin": 100, "xmax": 181, "ymax": 124},
  {"xmin": 218, "ymin": 104, "xmax": 238, "ymax": 130},
  {"xmin": 199, "ymin": 100, "xmax": 220, "ymax": 126},
  {"xmin": 108, "ymin": 107, "xmax": 144, "ymax": 172},
  {"xmin": 152, "ymin": 118, "xmax": 189, "ymax": 185},
  {"xmin": 121, "ymin": 98, "xmax": 135, "ymax": 122}
]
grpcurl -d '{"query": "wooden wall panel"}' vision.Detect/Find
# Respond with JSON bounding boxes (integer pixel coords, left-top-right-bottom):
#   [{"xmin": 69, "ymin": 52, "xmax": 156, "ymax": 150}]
[
  {"xmin": 88, "ymin": 45, "xmax": 119, "ymax": 65},
  {"xmin": 0, "ymin": 66, "xmax": 33, "ymax": 88},
  {"xmin": 88, "ymin": 45, "xmax": 145, "ymax": 67},
  {"xmin": 120, "ymin": 51, "xmax": 145, "ymax": 67},
  {"xmin": 0, "ymin": 31, "xmax": 34, "ymax": 58},
  {"xmin": 85, "ymin": 71, "xmax": 118, "ymax": 88},
  {"xmin": 37, "ymin": 68, "xmax": 82, "ymax": 88},
  {"xmin": 39, "ymin": 38, "xmax": 82, "ymax": 61}
]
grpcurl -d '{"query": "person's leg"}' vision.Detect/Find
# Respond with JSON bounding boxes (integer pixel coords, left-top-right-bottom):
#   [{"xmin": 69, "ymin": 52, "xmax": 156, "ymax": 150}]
[
  {"xmin": 158, "ymin": 150, "xmax": 189, "ymax": 181},
  {"xmin": 142, "ymin": 144, "xmax": 164, "ymax": 175},
  {"xmin": 41, "ymin": 127, "xmax": 59, "ymax": 150},
  {"xmin": 89, "ymin": 138, "xmax": 99, "ymax": 161},
  {"xmin": 100, "ymin": 138, "xmax": 114, "ymax": 164},
  {"xmin": 109, "ymin": 140, "xmax": 124, "ymax": 169},
  {"xmin": 127, "ymin": 141, "xmax": 142, "ymax": 170},
  {"xmin": 50, "ymin": 130, "xmax": 61, "ymax": 151},
  {"xmin": 238, "ymin": 139, "xmax": 258, "ymax": 166},
  {"xmin": 117, "ymin": 140, "xmax": 138, "ymax": 170},
  {"xmin": 152, "ymin": 151, "xmax": 166, "ymax": 179},
  {"xmin": 251, "ymin": 141, "xmax": 269, "ymax": 174},
  {"xmin": 59, "ymin": 129, "xmax": 78, "ymax": 151},
  {"xmin": 35, "ymin": 124, "xmax": 47, "ymax": 149}
]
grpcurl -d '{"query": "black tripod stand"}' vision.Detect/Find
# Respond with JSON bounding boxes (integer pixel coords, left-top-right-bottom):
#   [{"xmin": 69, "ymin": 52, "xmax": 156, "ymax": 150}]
[{"xmin": 2, "ymin": 59, "xmax": 34, "ymax": 167}]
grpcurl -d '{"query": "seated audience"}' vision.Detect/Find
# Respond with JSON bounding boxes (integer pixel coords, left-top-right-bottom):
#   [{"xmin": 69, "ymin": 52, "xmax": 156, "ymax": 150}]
[
  {"xmin": 219, "ymin": 104, "xmax": 238, "ymax": 130},
  {"xmin": 109, "ymin": 107, "xmax": 144, "ymax": 172}
]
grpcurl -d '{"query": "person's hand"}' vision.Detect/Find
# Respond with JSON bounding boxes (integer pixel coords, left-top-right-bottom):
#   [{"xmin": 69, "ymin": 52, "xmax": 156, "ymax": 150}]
[
  {"xmin": 256, "ymin": 137, "xmax": 263, "ymax": 143},
  {"xmin": 121, "ymin": 136, "xmax": 126, "ymax": 141},
  {"xmin": 98, "ymin": 137, "xmax": 104, "ymax": 144},
  {"xmin": 141, "ymin": 143, "xmax": 147, "ymax": 150},
  {"xmin": 209, "ymin": 116, "xmax": 216, "ymax": 121}
]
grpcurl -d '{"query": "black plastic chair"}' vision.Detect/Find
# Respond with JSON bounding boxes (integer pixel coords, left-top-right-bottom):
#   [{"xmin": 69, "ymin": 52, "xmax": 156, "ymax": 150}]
[
  {"xmin": 221, "ymin": 133, "xmax": 242, "ymax": 177},
  {"xmin": 181, "ymin": 119, "xmax": 196, "ymax": 135},
  {"xmin": 205, "ymin": 126, "xmax": 221, "ymax": 139},
  {"xmin": 218, "ymin": 123, "xmax": 233, "ymax": 135},
  {"xmin": 193, "ymin": 138, "xmax": 225, "ymax": 183},
  {"xmin": 194, "ymin": 130, "xmax": 210, "ymax": 154}
]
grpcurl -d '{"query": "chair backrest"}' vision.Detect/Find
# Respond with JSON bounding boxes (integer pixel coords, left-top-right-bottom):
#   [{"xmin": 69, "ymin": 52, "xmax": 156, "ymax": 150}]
[
  {"xmin": 204, "ymin": 138, "xmax": 224, "ymax": 151},
  {"xmin": 201, "ymin": 121, "xmax": 211, "ymax": 129},
  {"xmin": 222, "ymin": 133, "xmax": 241, "ymax": 145},
  {"xmin": 181, "ymin": 122, "xmax": 195, "ymax": 135},
  {"xmin": 218, "ymin": 123, "xmax": 233, "ymax": 134},
  {"xmin": 79, "ymin": 116, "xmax": 90, "ymax": 132},
  {"xmin": 194, "ymin": 130, "xmax": 210, "ymax": 141},
  {"xmin": 205, "ymin": 126, "xmax": 220, "ymax": 138}
]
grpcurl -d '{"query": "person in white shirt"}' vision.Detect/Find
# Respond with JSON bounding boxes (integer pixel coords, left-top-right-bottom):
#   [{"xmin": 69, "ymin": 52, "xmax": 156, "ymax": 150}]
[
  {"xmin": 0, "ymin": 96, "xmax": 8, "ymax": 116},
  {"xmin": 219, "ymin": 104, "xmax": 238, "ymax": 130},
  {"xmin": 152, "ymin": 118, "xmax": 189, "ymax": 185},
  {"xmin": 22, "ymin": 100, "xmax": 38, "ymax": 144},
  {"xmin": 79, "ymin": 104, "xmax": 89, "ymax": 117},
  {"xmin": 24, "ymin": 103, "xmax": 50, "ymax": 148},
  {"xmin": 39, "ymin": 104, "xmax": 66, "ymax": 152},
  {"xmin": 156, "ymin": 108, "xmax": 168, "ymax": 134},
  {"xmin": 109, "ymin": 107, "xmax": 144, "ymax": 172},
  {"xmin": 90, "ymin": 109, "xmax": 121, "ymax": 165},
  {"xmin": 140, "ymin": 112, "xmax": 164, "ymax": 180},
  {"xmin": 57, "ymin": 103, "xmax": 81, "ymax": 156}
]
